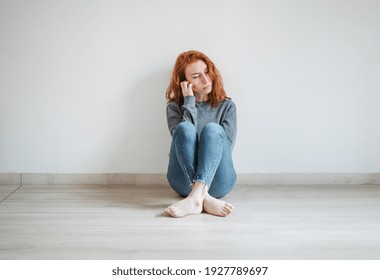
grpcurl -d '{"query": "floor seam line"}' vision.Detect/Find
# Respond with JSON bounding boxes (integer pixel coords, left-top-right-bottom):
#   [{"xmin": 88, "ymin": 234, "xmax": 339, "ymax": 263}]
[{"xmin": 0, "ymin": 184, "xmax": 23, "ymax": 203}]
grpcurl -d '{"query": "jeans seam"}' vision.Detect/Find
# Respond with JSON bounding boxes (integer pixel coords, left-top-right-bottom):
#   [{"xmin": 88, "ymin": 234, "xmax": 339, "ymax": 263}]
[
  {"xmin": 176, "ymin": 127, "xmax": 195, "ymax": 186},
  {"xmin": 203, "ymin": 132, "xmax": 224, "ymax": 186}
]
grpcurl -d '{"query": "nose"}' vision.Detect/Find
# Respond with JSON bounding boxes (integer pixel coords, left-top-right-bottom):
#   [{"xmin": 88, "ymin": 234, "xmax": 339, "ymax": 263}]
[{"xmin": 201, "ymin": 74, "xmax": 209, "ymax": 84}]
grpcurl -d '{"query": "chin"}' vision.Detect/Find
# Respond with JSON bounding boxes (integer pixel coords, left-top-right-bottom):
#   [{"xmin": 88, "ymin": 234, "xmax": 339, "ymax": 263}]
[
  {"xmin": 197, "ymin": 88, "xmax": 212, "ymax": 95},
  {"xmin": 195, "ymin": 91, "xmax": 211, "ymax": 96}
]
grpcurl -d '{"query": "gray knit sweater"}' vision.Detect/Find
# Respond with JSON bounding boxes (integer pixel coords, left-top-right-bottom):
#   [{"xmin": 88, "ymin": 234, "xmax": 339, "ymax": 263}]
[{"xmin": 166, "ymin": 96, "xmax": 237, "ymax": 149}]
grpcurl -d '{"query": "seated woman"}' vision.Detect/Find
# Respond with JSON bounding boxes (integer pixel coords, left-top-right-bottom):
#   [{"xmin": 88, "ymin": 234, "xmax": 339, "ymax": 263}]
[{"xmin": 165, "ymin": 50, "xmax": 237, "ymax": 218}]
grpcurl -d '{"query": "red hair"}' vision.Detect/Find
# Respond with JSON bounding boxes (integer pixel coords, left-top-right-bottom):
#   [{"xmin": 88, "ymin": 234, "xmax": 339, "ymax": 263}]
[{"xmin": 166, "ymin": 50, "xmax": 227, "ymax": 108}]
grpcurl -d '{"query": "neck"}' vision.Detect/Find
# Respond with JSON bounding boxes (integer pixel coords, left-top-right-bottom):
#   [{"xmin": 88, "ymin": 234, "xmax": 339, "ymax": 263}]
[{"xmin": 195, "ymin": 93, "xmax": 209, "ymax": 102}]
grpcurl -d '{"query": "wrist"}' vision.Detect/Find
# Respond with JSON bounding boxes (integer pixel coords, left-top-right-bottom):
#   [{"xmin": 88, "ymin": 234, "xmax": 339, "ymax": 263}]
[{"xmin": 183, "ymin": 95, "xmax": 195, "ymax": 106}]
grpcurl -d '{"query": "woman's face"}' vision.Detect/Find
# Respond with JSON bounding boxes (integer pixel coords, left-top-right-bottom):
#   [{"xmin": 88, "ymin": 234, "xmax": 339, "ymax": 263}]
[{"xmin": 184, "ymin": 60, "xmax": 212, "ymax": 95}]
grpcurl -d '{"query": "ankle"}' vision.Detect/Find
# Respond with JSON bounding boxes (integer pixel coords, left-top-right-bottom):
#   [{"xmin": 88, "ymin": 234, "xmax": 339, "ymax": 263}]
[
  {"xmin": 188, "ymin": 183, "xmax": 207, "ymax": 204},
  {"xmin": 193, "ymin": 182, "xmax": 208, "ymax": 195},
  {"xmin": 187, "ymin": 191, "xmax": 204, "ymax": 205}
]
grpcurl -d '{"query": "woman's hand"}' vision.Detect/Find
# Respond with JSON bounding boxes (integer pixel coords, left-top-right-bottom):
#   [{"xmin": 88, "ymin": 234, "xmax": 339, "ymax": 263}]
[{"xmin": 180, "ymin": 81, "xmax": 194, "ymax": 97}]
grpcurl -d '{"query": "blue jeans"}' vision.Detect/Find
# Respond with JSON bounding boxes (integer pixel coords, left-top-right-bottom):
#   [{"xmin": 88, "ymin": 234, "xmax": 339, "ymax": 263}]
[{"xmin": 167, "ymin": 121, "xmax": 236, "ymax": 198}]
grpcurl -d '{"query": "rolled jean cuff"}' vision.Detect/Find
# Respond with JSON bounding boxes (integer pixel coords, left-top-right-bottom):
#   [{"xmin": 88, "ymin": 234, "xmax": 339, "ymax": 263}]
[{"xmin": 193, "ymin": 178, "xmax": 209, "ymax": 188}]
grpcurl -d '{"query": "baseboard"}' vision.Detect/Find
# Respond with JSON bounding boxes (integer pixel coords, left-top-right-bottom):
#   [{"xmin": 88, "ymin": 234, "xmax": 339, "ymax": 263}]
[
  {"xmin": 0, "ymin": 173, "xmax": 167, "ymax": 185},
  {"xmin": 236, "ymin": 173, "xmax": 380, "ymax": 185},
  {"xmin": 1, "ymin": 172, "xmax": 380, "ymax": 185}
]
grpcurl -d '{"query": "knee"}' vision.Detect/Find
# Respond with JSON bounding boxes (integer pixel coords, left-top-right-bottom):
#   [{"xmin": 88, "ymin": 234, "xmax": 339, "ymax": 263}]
[
  {"xmin": 173, "ymin": 121, "xmax": 196, "ymax": 139},
  {"xmin": 201, "ymin": 123, "xmax": 225, "ymax": 139}
]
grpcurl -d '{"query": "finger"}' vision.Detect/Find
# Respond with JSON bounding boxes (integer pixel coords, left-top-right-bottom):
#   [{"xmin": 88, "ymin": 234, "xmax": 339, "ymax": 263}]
[
  {"xmin": 180, "ymin": 81, "xmax": 188, "ymax": 89},
  {"xmin": 188, "ymin": 83, "xmax": 193, "ymax": 94}
]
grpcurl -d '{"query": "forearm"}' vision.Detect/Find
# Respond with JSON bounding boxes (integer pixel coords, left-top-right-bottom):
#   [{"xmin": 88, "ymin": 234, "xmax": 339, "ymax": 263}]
[
  {"xmin": 181, "ymin": 96, "xmax": 197, "ymax": 126},
  {"xmin": 221, "ymin": 102, "xmax": 237, "ymax": 148}
]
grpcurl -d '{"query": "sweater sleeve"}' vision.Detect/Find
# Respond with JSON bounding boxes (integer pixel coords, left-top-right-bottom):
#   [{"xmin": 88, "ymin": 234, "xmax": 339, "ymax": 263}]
[
  {"xmin": 221, "ymin": 100, "xmax": 237, "ymax": 148},
  {"xmin": 166, "ymin": 96, "xmax": 197, "ymax": 136},
  {"xmin": 181, "ymin": 95, "xmax": 197, "ymax": 126}
]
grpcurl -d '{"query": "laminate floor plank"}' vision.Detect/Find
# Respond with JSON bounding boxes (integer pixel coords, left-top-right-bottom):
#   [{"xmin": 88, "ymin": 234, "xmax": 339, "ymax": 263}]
[
  {"xmin": 3, "ymin": 192, "xmax": 179, "ymax": 203},
  {"xmin": 0, "ymin": 185, "xmax": 20, "ymax": 201},
  {"xmin": 0, "ymin": 184, "xmax": 379, "ymax": 260},
  {"xmin": 16, "ymin": 184, "xmax": 171, "ymax": 194},
  {"xmin": 1, "ymin": 226, "xmax": 379, "ymax": 260}
]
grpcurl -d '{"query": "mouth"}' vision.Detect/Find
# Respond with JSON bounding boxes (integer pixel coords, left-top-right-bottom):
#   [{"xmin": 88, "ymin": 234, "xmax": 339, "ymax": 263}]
[{"xmin": 203, "ymin": 85, "xmax": 211, "ymax": 90}]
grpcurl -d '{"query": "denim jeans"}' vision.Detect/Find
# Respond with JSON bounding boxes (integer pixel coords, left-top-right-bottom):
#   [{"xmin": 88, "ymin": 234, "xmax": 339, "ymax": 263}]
[{"xmin": 167, "ymin": 121, "xmax": 236, "ymax": 198}]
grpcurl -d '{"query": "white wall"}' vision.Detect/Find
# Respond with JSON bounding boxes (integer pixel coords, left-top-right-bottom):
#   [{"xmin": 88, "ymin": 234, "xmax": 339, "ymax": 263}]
[{"xmin": 0, "ymin": 0, "xmax": 379, "ymax": 173}]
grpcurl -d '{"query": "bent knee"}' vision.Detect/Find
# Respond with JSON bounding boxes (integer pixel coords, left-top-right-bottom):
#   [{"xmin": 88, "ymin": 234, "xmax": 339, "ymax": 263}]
[
  {"xmin": 174, "ymin": 121, "xmax": 196, "ymax": 138},
  {"xmin": 204, "ymin": 122, "xmax": 222, "ymax": 130},
  {"xmin": 201, "ymin": 123, "xmax": 225, "ymax": 138}
]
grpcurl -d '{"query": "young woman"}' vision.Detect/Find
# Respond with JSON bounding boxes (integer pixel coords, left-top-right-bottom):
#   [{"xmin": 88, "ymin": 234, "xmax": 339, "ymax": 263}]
[{"xmin": 165, "ymin": 50, "xmax": 237, "ymax": 218}]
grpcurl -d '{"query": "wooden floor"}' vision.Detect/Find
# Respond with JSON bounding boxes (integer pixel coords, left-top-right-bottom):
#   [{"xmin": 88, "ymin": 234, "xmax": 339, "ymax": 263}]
[{"xmin": 0, "ymin": 183, "xmax": 379, "ymax": 260}]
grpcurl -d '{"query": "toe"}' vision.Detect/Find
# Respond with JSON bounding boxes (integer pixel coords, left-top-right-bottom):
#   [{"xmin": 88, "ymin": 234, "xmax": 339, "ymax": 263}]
[
  {"xmin": 226, "ymin": 203, "xmax": 234, "ymax": 209},
  {"xmin": 172, "ymin": 211, "xmax": 181, "ymax": 218},
  {"xmin": 223, "ymin": 205, "xmax": 233, "ymax": 215},
  {"xmin": 220, "ymin": 210, "xmax": 228, "ymax": 217},
  {"xmin": 165, "ymin": 206, "xmax": 176, "ymax": 216}
]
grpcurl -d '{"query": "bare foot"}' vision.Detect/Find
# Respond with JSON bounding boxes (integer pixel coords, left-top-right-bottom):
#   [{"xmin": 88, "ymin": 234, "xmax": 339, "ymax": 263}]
[
  {"xmin": 203, "ymin": 193, "xmax": 234, "ymax": 217},
  {"xmin": 165, "ymin": 196, "xmax": 203, "ymax": 218},
  {"xmin": 165, "ymin": 182, "xmax": 206, "ymax": 218}
]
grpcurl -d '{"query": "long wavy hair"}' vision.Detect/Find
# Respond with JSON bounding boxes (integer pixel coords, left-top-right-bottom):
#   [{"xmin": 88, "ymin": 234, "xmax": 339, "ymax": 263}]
[{"xmin": 166, "ymin": 50, "xmax": 227, "ymax": 108}]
